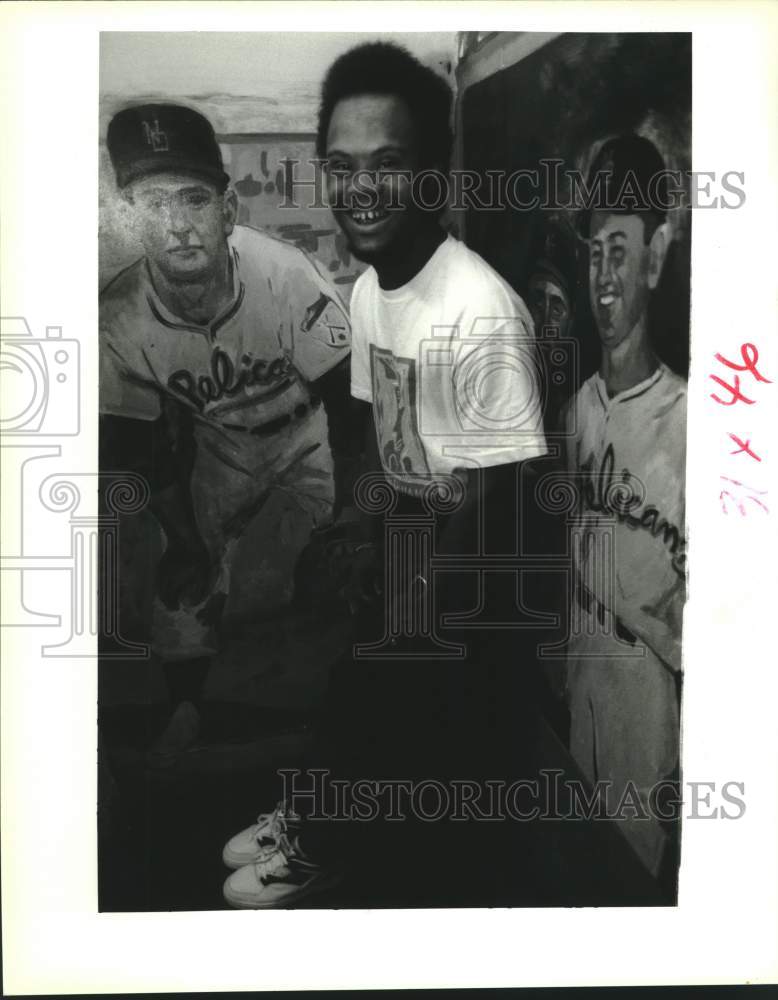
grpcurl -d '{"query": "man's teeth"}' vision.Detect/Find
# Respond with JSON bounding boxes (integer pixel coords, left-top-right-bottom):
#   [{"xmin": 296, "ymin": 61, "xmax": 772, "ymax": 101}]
[
  {"xmin": 351, "ymin": 208, "xmax": 387, "ymax": 223},
  {"xmin": 599, "ymin": 294, "xmax": 616, "ymax": 306}
]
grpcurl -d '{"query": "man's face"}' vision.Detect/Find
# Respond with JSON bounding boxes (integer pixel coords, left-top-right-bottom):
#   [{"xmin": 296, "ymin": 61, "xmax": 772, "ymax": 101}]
[
  {"xmin": 528, "ymin": 274, "xmax": 572, "ymax": 339},
  {"xmin": 125, "ymin": 173, "xmax": 234, "ymax": 282},
  {"xmin": 324, "ymin": 93, "xmax": 423, "ymax": 264},
  {"xmin": 588, "ymin": 211, "xmax": 651, "ymax": 350}
]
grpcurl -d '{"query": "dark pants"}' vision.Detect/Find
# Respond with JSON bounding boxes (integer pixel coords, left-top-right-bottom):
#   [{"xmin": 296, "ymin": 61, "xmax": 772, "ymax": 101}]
[{"xmin": 296, "ymin": 491, "xmax": 547, "ymax": 873}]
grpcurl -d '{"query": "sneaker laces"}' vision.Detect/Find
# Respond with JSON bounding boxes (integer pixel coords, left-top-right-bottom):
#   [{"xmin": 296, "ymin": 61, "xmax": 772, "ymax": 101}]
[
  {"xmin": 254, "ymin": 800, "xmax": 299, "ymax": 846},
  {"xmin": 253, "ymin": 841, "xmax": 292, "ymax": 881},
  {"xmin": 259, "ymin": 834, "xmax": 315, "ymax": 886}
]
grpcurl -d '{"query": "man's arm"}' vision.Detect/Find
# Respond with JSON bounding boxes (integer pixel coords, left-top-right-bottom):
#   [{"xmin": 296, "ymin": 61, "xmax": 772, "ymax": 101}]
[
  {"xmin": 296, "ymin": 362, "xmax": 384, "ymax": 612},
  {"xmin": 313, "ymin": 357, "xmax": 373, "ymax": 523}
]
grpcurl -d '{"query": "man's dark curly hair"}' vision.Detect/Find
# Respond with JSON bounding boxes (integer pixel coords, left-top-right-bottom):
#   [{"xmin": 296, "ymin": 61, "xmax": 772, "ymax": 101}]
[{"xmin": 316, "ymin": 42, "xmax": 453, "ymax": 173}]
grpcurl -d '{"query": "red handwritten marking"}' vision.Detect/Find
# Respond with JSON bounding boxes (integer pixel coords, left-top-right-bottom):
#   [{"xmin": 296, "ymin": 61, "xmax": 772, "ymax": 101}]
[
  {"xmin": 710, "ymin": 343, "xmax": 772, "ymax": 405},
  {"xmin": 710, "ymin": 375, "xmax": 755, "ymax": 406},
  {"xmin": 728, "ymin": 434, "xmax": 762, "ymax": 462},
  {"xmin": 714, "ymin": 343, "xmax": 772, "ymax": 383},
  {"xmin": 719, "ymin": 475, "xmax": 769, "ymax": 516}
]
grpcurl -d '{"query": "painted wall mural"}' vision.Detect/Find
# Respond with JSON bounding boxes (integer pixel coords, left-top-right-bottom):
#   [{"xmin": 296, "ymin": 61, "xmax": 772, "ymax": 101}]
[{"xmin": 99, "ymin": 100, "xmax": 364, "ymax": 298}]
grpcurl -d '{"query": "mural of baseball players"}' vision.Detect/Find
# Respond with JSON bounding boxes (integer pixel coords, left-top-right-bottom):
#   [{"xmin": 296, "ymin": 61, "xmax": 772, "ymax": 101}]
[{"xmin": 98, "ymin": 31, "xmax": 690, "ymax": 912}]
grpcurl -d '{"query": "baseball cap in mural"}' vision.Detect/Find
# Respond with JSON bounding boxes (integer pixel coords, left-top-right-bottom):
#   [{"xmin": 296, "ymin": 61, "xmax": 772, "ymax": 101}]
[
  {"xmin": 577, "ymin": 133, "xmax": 668, "ymax": 237},
  {"xmin": 106, "ymin": 103, "xmax": 230, "ymax": 190},
  {"xmin": 530, "ymin": 215, "xmax": 578, "ymax": 303}
]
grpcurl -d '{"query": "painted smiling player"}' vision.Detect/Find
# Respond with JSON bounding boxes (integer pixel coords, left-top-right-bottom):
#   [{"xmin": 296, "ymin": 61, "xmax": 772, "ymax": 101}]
[
  {"xmin": 100, "ymin": 103, "xmax": 353, "ymax": 751},
  {"xmin": 564, "ymin": 133, "xmax": 687, "ymax": 880}
]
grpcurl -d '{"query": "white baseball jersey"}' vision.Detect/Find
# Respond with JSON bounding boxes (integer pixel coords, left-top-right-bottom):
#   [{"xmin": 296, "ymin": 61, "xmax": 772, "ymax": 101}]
[
  {"xmin": 350, "ymin": 234, "xmax": 547, "ymax": 497},
  {"xmin": 563, "ymin": 362, "xmax": 687, "ymax": 673},
  {"xmin": 100, "ymin": 223, "xmax": 351, "ymax": 532},
  {"xmin": 101, "ymin": 223, "xmax": 350, "ymax": 427},
  {"xmin": 100, "ymin": 224, "xmax": 351, "ymax": 657}
]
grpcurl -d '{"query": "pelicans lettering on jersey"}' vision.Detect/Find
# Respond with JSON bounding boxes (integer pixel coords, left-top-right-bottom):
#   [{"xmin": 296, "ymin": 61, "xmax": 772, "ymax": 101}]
[
  {"xmin": 100, "ymin": 224, "xmax": 350, "ymax": 431},
  {"xmin": 99, "ymin": 224, "xmax": 351, "ymax": 657},
  {"xmin": 562, "ymin": 362, "xmax": 687, "ymax": 876},
  {"xmin": 563, "ymin": 363, "xmax": 687, "ymax": 673}
]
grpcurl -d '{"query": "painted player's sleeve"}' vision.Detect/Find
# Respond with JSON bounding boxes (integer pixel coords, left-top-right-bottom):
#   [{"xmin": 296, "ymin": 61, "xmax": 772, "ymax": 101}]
[
  {"xmin": 99, "ymin": 316, "xmax": 162, "ymax": 421},
  {"xmin": 617, "ymin": 421, "xmax": 687, "ymax": 675},
  {"xmin": 626, "ymin": 575, "xmax": 686, "ymax": 674},
  {"xmin": 278, "ymin": 247, "xmax": 352, "ymax": 384},
  {"xmin": 604, "ymin": 390, "xmax": 687, "ymax": 675}
]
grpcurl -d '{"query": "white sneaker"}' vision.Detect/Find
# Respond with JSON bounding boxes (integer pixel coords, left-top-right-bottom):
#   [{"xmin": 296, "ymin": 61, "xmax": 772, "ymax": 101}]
[
  {"xmin": 223, "ymin": 834, "xmax": 342, "ymax": 909},
  {"xmin": 222, "ymin": 800, "xmax": 300, "ymax": 870}
]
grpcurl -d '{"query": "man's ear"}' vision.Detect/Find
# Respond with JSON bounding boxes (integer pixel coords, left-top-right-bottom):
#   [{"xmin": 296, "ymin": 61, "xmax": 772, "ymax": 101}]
[
  {"xmin": 647, "ymin": 221, "xmax": 671, "ymax": 290},
  {"xmin": 223, "ymin": 187, "xmax": 238, "ymax": 235}
]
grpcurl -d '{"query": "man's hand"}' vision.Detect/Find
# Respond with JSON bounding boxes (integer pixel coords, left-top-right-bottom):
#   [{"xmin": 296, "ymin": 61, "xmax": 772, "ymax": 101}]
[
  {"xmin": 156, "ymin": 539, "xmax": 214, "ymax": 610},
  {"xmin": 333, "ymin": 533, "xmax": 383, "ymax": 615},
  {"xmin": 293, "ymin": 520, "xmax": 382, "ymax": 615},
  {"xmin": 196, "ymin": 590, "xmax": 228, "ymax": 628}
]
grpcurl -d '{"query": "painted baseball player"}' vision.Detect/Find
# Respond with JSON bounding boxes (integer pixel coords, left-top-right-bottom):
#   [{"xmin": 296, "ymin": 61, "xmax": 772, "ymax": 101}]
[
  {"xmin": 564, "ymin": 134, "xmax": 686, "ymax": 879},
  {"xmin": 100, "ymin": 104, "xmax": 354, "ymax": 750}
]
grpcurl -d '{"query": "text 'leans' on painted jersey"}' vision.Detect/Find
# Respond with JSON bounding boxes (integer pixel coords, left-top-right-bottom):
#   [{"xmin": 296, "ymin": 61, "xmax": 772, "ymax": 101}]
[
  {"xmin": 564, "ymin": 363, "xmax": 688, "ymax": 672},
  {"xmin": 99, "ymin": 224, "xmax": 351, "ymax": 431}
]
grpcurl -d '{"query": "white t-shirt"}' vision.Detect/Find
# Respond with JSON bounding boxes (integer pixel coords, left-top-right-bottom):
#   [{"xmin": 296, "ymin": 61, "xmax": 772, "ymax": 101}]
[
  {"xmin": 350, "ymin": 234, "xmax": 547, "ymax": 497},
  {"xmin": 563, "ymin": 363, "xmax": 687, "ymax": 673}
]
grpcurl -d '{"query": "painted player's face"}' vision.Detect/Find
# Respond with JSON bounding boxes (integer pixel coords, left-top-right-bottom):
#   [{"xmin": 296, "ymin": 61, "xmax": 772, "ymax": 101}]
[
  {"xmin": 588, "ymin": 212, "xmax": 652, "ymax": 351},
  {"xmin": 324, "ymin": 94, "xmax": 425, "ymax": 265},
  {"xmin": 528, "ymin": 275, "xmax": 572, "ymax": 339},
  {"xmin": 125, "ymin": 173, "xmax": 236, "ymax": 283}
]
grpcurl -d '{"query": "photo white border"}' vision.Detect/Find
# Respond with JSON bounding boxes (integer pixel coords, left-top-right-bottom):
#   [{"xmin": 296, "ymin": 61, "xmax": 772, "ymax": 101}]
[{"xmin": 2, "ymin": 1, "xmax": 777, "ymax": 992}]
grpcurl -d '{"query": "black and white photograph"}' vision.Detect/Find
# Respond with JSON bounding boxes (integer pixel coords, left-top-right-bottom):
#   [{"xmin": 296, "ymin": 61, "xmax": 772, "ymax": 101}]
[
  {"xmin": 97, "ymin": 29, "xmax": 691, "ymax": 911},
  {"xmin": 1, "ymin": 2, "xmax": 777, "ymax": 993}
]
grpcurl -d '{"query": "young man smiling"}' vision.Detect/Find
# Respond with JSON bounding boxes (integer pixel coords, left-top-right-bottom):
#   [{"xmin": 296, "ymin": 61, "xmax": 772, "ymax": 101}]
[
  {"xmin": 324, "ymin": 44, "xmax": 547, "ymax": 505},
  {"xmin": 221, "ymin": 43, "xmax": 548, "ymax": 909}
]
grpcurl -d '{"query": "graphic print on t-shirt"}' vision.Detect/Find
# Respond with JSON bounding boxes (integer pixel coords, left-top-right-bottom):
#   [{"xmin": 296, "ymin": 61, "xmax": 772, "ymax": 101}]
[{"xmin": 371, "ymin": 344, "xmax": 431, "ymax": 484}]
